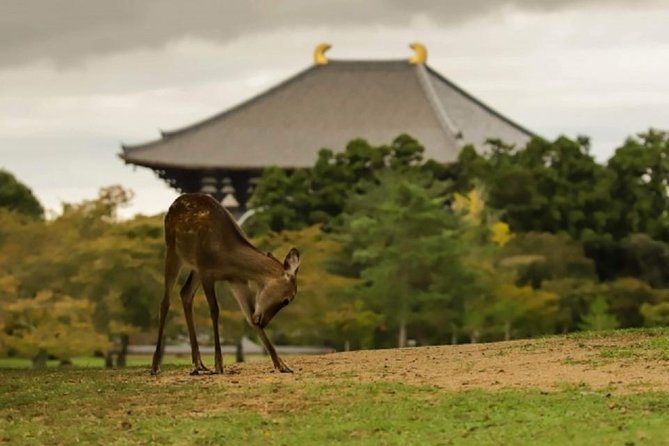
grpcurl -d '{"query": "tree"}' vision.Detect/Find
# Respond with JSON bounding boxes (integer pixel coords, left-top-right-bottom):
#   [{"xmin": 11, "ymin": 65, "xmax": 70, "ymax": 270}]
[
  {"xmin": 607, "ymin": 129, "xmax": 669, "ymax": 241},
  {"xmin": 338, "ymin": 169, "xmax": 480, "ymax": 347},
  {"xmin": 245, "ymin": 167, "xmax": 308, "ymax": 234},
  {"xmin": 618, "ymin": 233, "xmax": 669, "ymax": 288},
  {"xmin": 605, "ymin": 277, "xmax": 656, "ymax": 328},
  {"xmin": 0, "ymin": 291, "xmax": 107, "ymax": 367},
  {"xmin": 542, "ymin": 278, "xmax": 604, "ymax": 333},
  {"xmin": 0, "ymin": 186, "xmax": 173, "ymax": 363},
  {"xmin": 449, "ymin": 188, "xmax": 562, "ymax": 342},
  {"xmin": 489, "ymin": 137, "xmax": 613, "ymax": 239},
  {"xmin": 248, "ymin": 134, "xmax": 430, "ymax": 234},
  {"xmin": 640, "ymin": 300, "xmax": 669, "ymax": 327},
  {"xmin": 10, "ymin": 187, "xmax": 165, "ymax": 334},
  {"xmin": 322, "ymin": 299, "xmax": 380, "ymax": 351},
  {"xmin": 499, "ymin": 232, "xmax": 596, "ymax": 289},
  {"xmin": 0, "ymin": 169, "xmax": 44, "ymax": 219},
  {"xmin": 484, "ymin": 279, "xmax": 559, "ymax": 341},
  {"xmin": 578, "ymin": 296, "xmax": 619, "ymax": 331}
]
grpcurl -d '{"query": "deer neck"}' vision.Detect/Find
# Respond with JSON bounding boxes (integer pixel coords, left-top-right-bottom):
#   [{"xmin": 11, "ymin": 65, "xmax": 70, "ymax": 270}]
[{"xmin": 232, "ymin": 245, "xmax": 284, "ymax": 284}]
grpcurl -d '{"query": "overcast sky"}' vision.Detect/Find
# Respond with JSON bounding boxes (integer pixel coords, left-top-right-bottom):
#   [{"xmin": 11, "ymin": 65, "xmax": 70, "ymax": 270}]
[{"xmin": 1, "ymin": 0, "xmax": 667, "ymax": 218}]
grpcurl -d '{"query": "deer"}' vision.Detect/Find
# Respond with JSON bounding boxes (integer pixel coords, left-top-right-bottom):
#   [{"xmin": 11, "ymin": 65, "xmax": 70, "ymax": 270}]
[{"xmin": 150, "ymin": 193, "xmax": 300, "ymax": 376}]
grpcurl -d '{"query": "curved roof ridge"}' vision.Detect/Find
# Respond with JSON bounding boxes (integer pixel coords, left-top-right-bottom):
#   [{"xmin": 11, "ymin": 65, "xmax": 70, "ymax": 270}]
[
  {"xmin": 413, "ymin": 64, "xmax": 462, "ymax": 143},
  {"xmin": 425, "ymin": 65, "xmax": 535, "ymax": 138}
]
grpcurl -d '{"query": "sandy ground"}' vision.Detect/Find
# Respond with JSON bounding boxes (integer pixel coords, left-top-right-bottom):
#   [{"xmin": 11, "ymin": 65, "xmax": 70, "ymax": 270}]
[{"xmin": 154, "ymin": 331, "xmax": 669, "ymax": 394}]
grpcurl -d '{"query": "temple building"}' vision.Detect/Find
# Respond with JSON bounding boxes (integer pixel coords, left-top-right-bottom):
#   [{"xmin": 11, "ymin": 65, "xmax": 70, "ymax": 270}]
[{"xmin": 119, "ymin": 43, "xmax": 533, "ymax": 212}]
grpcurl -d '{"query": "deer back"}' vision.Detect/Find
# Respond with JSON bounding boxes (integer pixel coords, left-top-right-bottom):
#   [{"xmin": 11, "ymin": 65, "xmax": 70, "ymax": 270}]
[{"xmin": 165, "ymin": 193, "xmax": 258, "ymax": 269}]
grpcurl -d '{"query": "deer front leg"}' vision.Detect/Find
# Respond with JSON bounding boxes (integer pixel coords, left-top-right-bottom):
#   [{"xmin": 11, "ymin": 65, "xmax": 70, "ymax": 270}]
[
  {"xmin": 229, "ymin": 282, "xmax": 292, "ymax": 373},
  {"xmin": 202, "ymin": 278, "xmax": 224, "ymax": 374},
  {"xmin": 254, "ymin": 326, "xmax": 293, "ymax": 373}
]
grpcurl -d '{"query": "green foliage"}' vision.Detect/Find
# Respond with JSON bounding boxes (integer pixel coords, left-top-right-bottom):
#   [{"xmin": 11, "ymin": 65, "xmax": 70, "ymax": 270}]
[
  {"xmin": 619, "ymin": 233, "xmax": 669, "ymax": 287},
  {"xmin": 445, "ymin": 131, "xmax": 665, "ymax": 243},
  {"xmin": 336, "ymin": 169, "xmax": 483, "ymax": 347},
  {"xmin": 248, "ymin": 134, "xmax": 429, "ymax": 234},
  {"xmin": 446, "ymin": 128, "xmax": 669, "ymax": 288},
  {"xmin": 0, "ymin": 291, "xmax": 107, "ymax": 362},
  {"xmin": 483, "ymin": 281, "xmax": 559, "ymax": 341},
  {"xmin": 578, "ymin": 296, "xmax": 620, "ymax": 331},
  {"xmin": 499, "ymin": 232, "xmax": 596, "ymax": 289},
  {"xmin": 322, "ymin": 300, "xmax": 380, "ymax": 350},
  {"xmin": 0, "ymin": 169, "xmax": 44, "ymax": 219},
  {"xmin": 0, "ymin": 186, "xmax": 168, "ymax": 361},
  {"xmin": 245, "ymin": 167, "xmax": 307, "ymax": 233},
  {"xmin": 5, "ymin": 127, "xmax": 669, "ymax": 360},
  {"xmin": 640, "ymin": 301, "xmax": 669, "ymax": 327},
  {"xmin": 605, "ymin": 278, "xmax": 656, "ymax": 328},
  {"xmin": 607, "ymin": 129, "xmax": 669, "ymax": 241},
  {"xmin": 456, "ymin": 136, "xmax": 614, "ymax": 240},
  {"xmin": 541, "ymin": 278, "xmax": 602, "ymax": 333}
]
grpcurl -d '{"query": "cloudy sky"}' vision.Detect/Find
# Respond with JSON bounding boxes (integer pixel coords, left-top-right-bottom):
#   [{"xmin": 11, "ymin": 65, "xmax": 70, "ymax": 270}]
[{"xmin": 1, "ymin": 0, "xmax": 667, "ymax": 218}]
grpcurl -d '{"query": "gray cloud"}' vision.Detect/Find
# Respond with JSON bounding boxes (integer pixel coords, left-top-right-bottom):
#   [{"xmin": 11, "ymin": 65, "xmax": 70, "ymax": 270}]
[{"xmin": 1, "ymin": 0, "xmax": 650, "ymax": 68}]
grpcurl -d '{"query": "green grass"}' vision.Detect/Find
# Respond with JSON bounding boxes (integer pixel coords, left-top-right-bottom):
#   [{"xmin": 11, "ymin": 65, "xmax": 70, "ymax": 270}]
[
  {"xmin": 1, "ymin": 366, "xmax": 668, "ymax": 445},
  {"xmin": 0, "ymin": 354, "xmax": 265, "ymax": 369},
  {"xmin": 564, "ymin": 327, "xmax": 669, "ymax": 340},
  {"xmin": 599, "ymin": 335, "xmax": 669, "ymax": 361}
]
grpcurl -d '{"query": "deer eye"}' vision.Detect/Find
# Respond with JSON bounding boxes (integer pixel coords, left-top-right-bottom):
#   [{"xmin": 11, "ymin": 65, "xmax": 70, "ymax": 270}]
[{"xmin": 282, "ymin": 299, "xmax": 290, "ymax": 307}]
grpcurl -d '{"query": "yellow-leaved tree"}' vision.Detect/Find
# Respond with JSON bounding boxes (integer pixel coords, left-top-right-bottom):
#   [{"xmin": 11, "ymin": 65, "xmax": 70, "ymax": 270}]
[
  {"xmin": 0, "ymin": 291, "xmax": 107, "ymax": 367},
  {"xmin": 451, "ymin": 186, "xmax": 558, "ymax": 342}
]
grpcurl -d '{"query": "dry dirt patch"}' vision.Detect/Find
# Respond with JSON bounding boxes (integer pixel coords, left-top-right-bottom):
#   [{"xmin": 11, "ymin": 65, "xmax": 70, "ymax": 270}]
[{"xmin": 153, "ymin": 331, "xmax": 669, "ymax": 394}]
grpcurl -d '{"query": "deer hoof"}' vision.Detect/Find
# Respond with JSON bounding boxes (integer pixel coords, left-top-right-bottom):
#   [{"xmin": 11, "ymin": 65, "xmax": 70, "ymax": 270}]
[
  {"xmin": 278, "ymin": 365, "xmax": 293, "ymax": 374},
  {"xmin": 190, "ymin": 364, "xmax": 210, "ymax": 376}
]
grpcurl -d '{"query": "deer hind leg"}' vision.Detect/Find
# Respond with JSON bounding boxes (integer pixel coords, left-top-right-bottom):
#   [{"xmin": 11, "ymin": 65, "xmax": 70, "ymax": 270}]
[
  {"xmin": 151, "ymin": 246, "xmax": 181, "ymax": 376},
  {"xmin": 179, "ymin": 271, "xmax": 209, "ymax": 375},
  {"xmin": 201, "ymin": 278, "xmax": 224, "ymax": 374}
]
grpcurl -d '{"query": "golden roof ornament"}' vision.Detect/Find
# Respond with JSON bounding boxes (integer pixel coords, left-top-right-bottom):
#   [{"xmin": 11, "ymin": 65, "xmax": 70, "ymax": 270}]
[
  {"xmin": 409, "ymin": 42, "xmax": 427, "ymax": 64},
  {"xmin": 314, "ymin": 43, "xmax": 332, "ymax": 65}
]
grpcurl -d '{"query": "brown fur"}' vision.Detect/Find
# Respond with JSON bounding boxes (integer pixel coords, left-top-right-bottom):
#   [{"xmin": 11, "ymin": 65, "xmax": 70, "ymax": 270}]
[{"xmin": 151, "ymin": 193, "xmax": 300, "ymax": 375}]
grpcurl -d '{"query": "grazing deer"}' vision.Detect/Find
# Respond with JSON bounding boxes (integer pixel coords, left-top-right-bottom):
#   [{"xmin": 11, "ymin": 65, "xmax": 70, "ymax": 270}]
[{"xmin": 151, "ymin": 193, "xmax": 300, "ymax": 376}]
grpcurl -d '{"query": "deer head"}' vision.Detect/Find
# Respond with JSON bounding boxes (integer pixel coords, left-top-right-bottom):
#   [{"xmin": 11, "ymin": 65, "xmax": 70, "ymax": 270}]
[{"xmin": 252, "ymin": 247, "xmax": 300, "ymax": 328}]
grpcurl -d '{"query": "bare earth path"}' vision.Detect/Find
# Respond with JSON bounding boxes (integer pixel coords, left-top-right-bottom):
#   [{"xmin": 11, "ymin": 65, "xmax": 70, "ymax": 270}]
[{"xmin": 156, "ymin": 330, "xmax": 669, "ymax": 394}]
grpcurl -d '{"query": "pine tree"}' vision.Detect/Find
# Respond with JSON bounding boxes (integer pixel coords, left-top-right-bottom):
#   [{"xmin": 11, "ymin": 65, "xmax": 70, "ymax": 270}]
[{"xmin": 578, "ymin": 296, "xmax": 619, "ymax": 331}]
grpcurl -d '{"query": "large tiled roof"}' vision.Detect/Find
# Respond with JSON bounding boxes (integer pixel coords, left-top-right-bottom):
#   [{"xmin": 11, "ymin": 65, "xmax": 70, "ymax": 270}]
[{"xmin": 120, "ymin": 60, "xmax": 533, "ymax": 170}]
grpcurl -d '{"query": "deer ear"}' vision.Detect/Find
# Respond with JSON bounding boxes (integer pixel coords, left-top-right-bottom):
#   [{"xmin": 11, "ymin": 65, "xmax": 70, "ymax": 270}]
[{"xmin": 283, "ymin": 247, "xmax": 300, "ymax": 276}]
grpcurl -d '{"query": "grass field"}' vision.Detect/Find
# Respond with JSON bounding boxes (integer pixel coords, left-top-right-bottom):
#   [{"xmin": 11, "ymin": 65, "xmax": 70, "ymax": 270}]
[
  {"xmin": 0, "ymin": 354, "xmax": 266, "ymax": 369},
  {"xmin": 2, "ymin": 329, "xmax": 669, "ymax": 445}
]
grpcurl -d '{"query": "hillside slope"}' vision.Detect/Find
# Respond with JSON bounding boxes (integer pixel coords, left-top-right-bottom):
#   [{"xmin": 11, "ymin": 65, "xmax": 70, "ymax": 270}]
[{"xmin": 160, "ymin": 329, "xmax": 669, "ymax": 393}]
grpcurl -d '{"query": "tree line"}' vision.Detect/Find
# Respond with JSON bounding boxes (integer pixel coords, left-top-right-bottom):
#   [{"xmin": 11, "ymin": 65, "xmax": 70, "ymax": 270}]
[
  {"xmin": 1, "ymin": 129, "xmax": 668, "ymax": 366},
  {"xmin": 249, "ymin": 129, "xmax": 669, "ymax": 348}
]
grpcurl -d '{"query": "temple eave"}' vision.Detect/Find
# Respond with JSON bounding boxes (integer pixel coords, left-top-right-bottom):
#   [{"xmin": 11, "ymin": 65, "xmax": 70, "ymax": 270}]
[{"xmin": 119, "ymin": 155, "xmax": 271, "ymax": 172}]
